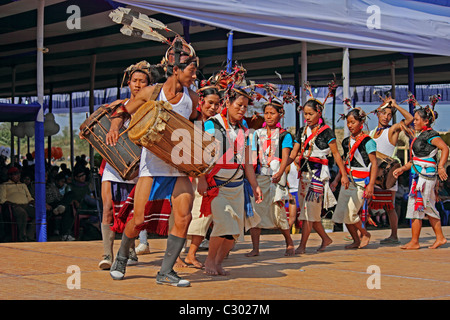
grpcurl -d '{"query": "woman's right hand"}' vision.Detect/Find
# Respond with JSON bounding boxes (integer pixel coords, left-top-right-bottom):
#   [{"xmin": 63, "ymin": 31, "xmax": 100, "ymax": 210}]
[{"xmin": 393, "ymin": 167, "xmax": 404, "ymax": 179}]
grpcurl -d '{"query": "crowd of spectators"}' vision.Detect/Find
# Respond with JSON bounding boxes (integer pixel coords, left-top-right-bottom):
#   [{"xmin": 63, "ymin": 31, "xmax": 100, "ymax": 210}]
[{"xmin": 0, "ymin": 153, "xmax": 101, "ymax": 242}]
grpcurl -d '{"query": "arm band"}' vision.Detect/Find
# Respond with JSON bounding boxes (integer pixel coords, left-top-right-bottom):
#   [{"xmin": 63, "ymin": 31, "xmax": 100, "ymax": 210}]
[{"xmin": 111, "ymin": 104, "xmax": 131, "ymax": 122}]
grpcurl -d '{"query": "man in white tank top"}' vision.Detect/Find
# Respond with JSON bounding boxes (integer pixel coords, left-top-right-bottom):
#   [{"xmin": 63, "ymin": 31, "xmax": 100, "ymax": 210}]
[
  {"xmin": 106, "ymin": 38, "xmax": 199, "ymax": 287},
  {"xmin": 370, "ymin": 97, "xmax": 413, "ymax": 244}
]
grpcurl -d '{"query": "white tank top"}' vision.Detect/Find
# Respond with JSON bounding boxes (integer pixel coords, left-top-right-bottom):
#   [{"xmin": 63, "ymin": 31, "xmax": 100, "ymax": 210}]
[
  {"xmin": 370, "ymin": 128, "xmax": 398, "ymax": 191},
  {"xmin": 370, "ymin": 128, "xmax": 395, "ymax": 157},
  {"xmin": 139, "ymin": 86, "xmax": 193, "ymax": 177}
]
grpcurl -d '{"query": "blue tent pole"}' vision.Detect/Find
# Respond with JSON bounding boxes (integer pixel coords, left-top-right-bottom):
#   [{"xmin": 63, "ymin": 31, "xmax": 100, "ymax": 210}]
[
  {"xmin": 35, "ymin": 0, "xmax": 46, "ymax": 242},
  {"xmin": 227, "ymin": 30, "xmax": 233, "ymax": 72}
]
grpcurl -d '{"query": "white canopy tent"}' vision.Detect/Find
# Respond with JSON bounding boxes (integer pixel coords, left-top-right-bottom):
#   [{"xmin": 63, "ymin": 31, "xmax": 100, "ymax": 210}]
[{"xmin": 3, "ymin": 0, "xmax": 450, "ymax": 241}]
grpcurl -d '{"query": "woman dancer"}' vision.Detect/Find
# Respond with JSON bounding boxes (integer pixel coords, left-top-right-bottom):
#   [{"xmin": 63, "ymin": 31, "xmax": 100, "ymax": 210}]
[
  {"xmin": 197, "ymin": 87, "xmax": 263, "ymax": 276},
  {"xmin": 246, "ymin": 99, "xmax": 295, "ymax": 257},
  {"xmin": 393, "ymin": 104, "xmax": 448, "ymax": 249},
  {"xmin": 274, "ymin": 98, "xmax": 349, "ymax": 253},
  {"xmin": 184, "ymin": 83, "xmax": 221, "ymax": 268},
  {"xmin": 331, "ymin": 108, "xmax": 377, "ymax": 249}
]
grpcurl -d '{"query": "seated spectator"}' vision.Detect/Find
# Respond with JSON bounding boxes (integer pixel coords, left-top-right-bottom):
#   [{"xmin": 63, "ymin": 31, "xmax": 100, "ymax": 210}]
[
  {"xmin": 46, "ymin": 172, "xmax": 67, "ymax": 236},
  {"xmin": 60, "ymin": 167, "xmax": 98, "ymax": 241},
  {"xmin": 59, "ymin": 163, "xmax": 71, "ymax": 178},
  {"xmin": 0, "ymin": 167, "xmax": 35, "ymax": 241},
  {"xmin": 48, "ymin": 165, "xmax": 59, "ymax": 184},
  {"xmin": 21, "ymin": 173, "xmax": 35, "ymax": 198}
]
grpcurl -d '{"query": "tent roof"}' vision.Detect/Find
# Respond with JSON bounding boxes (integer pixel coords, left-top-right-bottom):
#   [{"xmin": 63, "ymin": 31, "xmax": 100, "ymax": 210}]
[
  {"xmin": 0, "ymin": 103, "xmax": 41, "ymax": 122},
  {"xmin": 1, "ymin": 0, "xmax": 449, "ymax": 98}
]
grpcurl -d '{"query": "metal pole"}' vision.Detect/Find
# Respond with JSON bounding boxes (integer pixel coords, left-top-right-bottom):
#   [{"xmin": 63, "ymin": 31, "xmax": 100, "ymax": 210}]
[
  {"xmin": 11, "ymin": 66, "xmax": 16, "ymax": 166},
  {"xmin": 227, "ymin": 30, "xmax": 233, "ymax": 73},
  {"xmin": 342, "ymin": 48, "xmax": 350, "ymax": 138},
  {"xmin": 69, "ymin": 92, "xmax": 74, "ymax": 172},
  {"xmin": 300, "ymin": 42, "xmax": 307, "ymax": 127},
  {"xmin": 89, "ymin": 54, "xmax": 97, "ymax": 170},
  {"xmin": 293, "ymin": 53, "xmax": 300, "ymax": 133},
  {"xmin": 48, "ymin": 84, "xmax": 53, "ymax": 165},
  {"xmin": 391, "ymin": 61, "xmax": 396, "ymax": 123},
  {"xmin": 35, "ymin": 0, "xmax": 47, "ymax": 242}
]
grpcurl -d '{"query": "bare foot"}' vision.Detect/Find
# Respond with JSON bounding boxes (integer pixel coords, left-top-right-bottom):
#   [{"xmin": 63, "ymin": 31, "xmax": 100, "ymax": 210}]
[
  {"xmin": 184, "ymin": 255, "xmax": 204, "ymax": 269},
  {"xmin": 175, "ymin": 257, "xmax": 188, "ymax": 268},
  {"xmin": 345, "ymin": 242, "xmax": 360, "ymax": 249},
  {"xmin": 216, "ymin": 265, "xmax": 230, "ymax": 276},
  {"xmin": 359, "ymin": 232, "xmax": 371, "ymax": 249},
  {"xmin": 204, "ymin": 259, "xmax": 219, "ymax": 276},
  {"xmin": 429, "ymin": 238, "xmax": 447, "ymax": 249},
  {"xmin": 401, "ymin": 241, "xmax": 421, "ymax": 250},
  {"xmin": 317, "ymin": 238, "xmax": 333, "ymax": 252},
  {"xmin": 245, "ymin": 249, "xmax": 259, "ymax": 257},
  {"xmin": 285, "ymin": 245, "xmax": 295, "ymax": 256},
  {"xmin": 295, "ymin": 246, "xmax": 305, "ymax": 254}
]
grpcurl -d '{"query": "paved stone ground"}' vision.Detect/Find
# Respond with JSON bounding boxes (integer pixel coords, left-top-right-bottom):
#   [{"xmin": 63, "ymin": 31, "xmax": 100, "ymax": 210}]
[{"xmin": 0, "ymin": 226, "xmax": 449, "ymax": 303}]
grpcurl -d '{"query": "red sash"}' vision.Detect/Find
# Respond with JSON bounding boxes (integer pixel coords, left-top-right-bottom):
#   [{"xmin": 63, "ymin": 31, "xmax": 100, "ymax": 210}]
[
  {"xmin": 345, "ymin": 167, "xmax": 370, "ymax": 179},
  {"xmin": 200, "ymin": 112, "xmax": 247, "ymax": 217},
  {"xmin": 299, "ymin": 124, "xmax": 330, "ymax": 161},
  {"xmin": 346, "ymin": 134, "xmax": 369, "ymax": 163},
  {"xmin": 308, "ymin": 157, "xmax": 329, "ymax": 165}
]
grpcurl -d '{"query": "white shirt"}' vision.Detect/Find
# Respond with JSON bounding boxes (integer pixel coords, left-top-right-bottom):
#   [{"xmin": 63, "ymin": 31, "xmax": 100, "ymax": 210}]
[{"xmin": 139, "ymin": 86, "xmax": 193, "ymax": 177}]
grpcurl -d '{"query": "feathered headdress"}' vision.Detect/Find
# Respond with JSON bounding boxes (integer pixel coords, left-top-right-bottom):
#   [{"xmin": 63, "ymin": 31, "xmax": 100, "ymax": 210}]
[
  {"xmin": 338, "ymin": 98, "xmax": 368, "ymax": 123},
  {"xmin": 110, "ymin": 7, "xmax": 197, "ymax": 69},
  {"xmin": 196, "ymin": 77, "xmax": 220, "ymax": 98},
  {"xmin": 369, "ymin": 89, "xmax": 398, "ymax": 115},
  {"xmin": 299, "ymin": 77, "xmax": 338, "ymax": 112},
  {"xmin": 121, "ymin": 60, "xmax": 152, "ymax": 88}
]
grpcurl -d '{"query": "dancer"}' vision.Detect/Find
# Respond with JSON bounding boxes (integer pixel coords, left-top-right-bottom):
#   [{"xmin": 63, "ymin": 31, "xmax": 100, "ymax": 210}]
[
  {"xmin": 184, "ymin": 83, "xmax": 221, "ymax": 268},
  {"xmin": 274, "ymin": 96, "xmax": 350, "ymax": 254},
  {"xmin": 369, "ymin": 95, "xmax": 414, "ymax": 244},
  {"xmin": 331, "ymin": 107, "xmax": 377, "ymax": 249},
  {"xmin": 98, "ymin": 60, "xmax": 151, "ymax": 270},
  {"xmin": 246, "ymin": 98, "xmax": 295, "ymax": 257},
  {"xmin": 197, "ymin": 87, "xmax": 263, "ymax": 276},
  {"xmin": 106, "ymin": 37, "xmax": 199, "ymax": 287},
  {"xmin": 393, "ymin": 100, "xmax": 448, "ymax": 249}
]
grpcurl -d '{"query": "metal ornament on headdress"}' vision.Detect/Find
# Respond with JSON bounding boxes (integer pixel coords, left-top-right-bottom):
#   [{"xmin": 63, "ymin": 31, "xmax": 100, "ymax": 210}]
[{"xmin": 162, "ymin": 36, "xmax": 198, "ymax": 68}]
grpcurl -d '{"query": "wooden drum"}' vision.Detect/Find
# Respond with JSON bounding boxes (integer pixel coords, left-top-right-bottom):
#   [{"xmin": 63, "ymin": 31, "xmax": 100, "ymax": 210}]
[
  {"xmin": 375, "ymin": 151, "xmax": 401, "ymax": 190},
  {"xmin": 127, "ymin": 100, "xmax": 219, "ymax": 177},
  {"xmin": 80, "ymin": 104, "xmax": 141, "ymax": 180}
]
